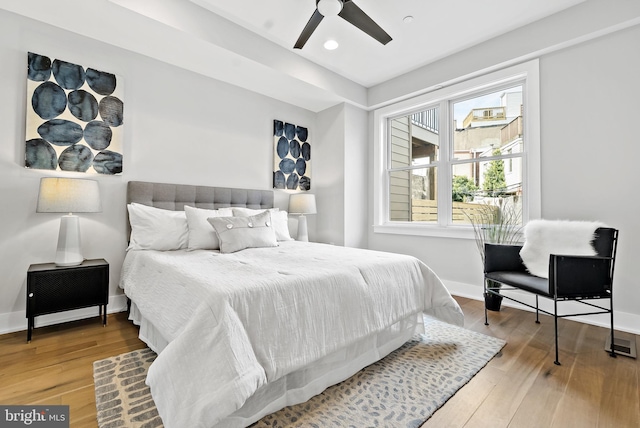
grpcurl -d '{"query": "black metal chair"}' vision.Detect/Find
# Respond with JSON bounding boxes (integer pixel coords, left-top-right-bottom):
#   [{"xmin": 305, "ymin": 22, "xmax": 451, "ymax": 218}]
[{"xmin": 483, "ymin": 227, "xmax": 619, "ymax": 365}]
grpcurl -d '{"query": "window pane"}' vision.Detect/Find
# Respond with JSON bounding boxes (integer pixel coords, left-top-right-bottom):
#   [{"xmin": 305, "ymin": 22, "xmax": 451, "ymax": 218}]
[
  {"xmin": 389, "ymin": 167, "xmax": 438, "ymax": 222},
  {"xmin": 451, "ymin": 157, "xmax": 522, "ymax": 225},
  {"xmin": 411, "ymin": 167, "xmax": 437, "ymax": 223},
  {"xmin": 453, "ymin": 86, "xmax": 523, "ymax": 159},
  {"xmin": 390, "ymin": 107, "xmax": 439, "ymax": 169},
  {"xmin": 390, "ymin": 117, "xmax": 411, "ymax": 168},
  {"xmin": 390, "ymin": 170, "xmax": 411, "ymax": 221},
  {"xmin": 410, "ymin": 107, "xmax": 439, "ymax": 167}
]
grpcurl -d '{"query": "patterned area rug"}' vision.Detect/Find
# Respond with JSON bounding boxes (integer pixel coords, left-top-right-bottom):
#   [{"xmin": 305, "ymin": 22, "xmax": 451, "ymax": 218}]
[{"xmin": 93, "ymin": 317, "xmax": 505, "ymax": 428}]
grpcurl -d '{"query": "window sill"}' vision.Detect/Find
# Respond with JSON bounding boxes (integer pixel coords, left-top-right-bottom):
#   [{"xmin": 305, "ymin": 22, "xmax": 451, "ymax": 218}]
[{"xmin": 373, "ymin": 223, "xmax": 476, "ymax": 240}]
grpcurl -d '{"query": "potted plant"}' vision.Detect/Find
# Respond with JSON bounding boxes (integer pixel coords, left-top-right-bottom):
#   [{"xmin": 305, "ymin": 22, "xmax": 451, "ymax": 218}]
[{"xmin": 466, "ymin": 198, "xmax": 523, "ymax": 311}]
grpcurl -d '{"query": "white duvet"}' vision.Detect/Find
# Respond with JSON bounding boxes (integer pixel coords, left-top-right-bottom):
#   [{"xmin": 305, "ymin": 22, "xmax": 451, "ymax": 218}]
[{"xmin": 120, "ymin": 241, "xmax": 463, "ymax": 428}]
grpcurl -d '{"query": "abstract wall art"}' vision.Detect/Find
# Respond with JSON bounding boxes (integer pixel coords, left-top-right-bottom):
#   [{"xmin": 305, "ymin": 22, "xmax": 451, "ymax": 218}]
[
  {"xmin": 25, "ymin": 52, "xmax": 124, "ymax": 175},
  {"xmin": 273, "ymin": 120, "xmax": 311, "ymax": 191}
]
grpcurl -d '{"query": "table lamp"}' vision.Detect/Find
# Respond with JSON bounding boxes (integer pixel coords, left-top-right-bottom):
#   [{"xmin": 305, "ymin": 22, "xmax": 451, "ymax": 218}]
[
  {"xmin": 37, "ymin": 177, "xmax": 102, "ymax": 266},
  {"xmin": 288, "ymin": 193, "xmax": 316, "ymax": 242}
]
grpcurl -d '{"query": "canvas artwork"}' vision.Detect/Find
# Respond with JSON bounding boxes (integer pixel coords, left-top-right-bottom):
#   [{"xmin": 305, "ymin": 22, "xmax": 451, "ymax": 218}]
[
  {"xmin": 25, "ymin": 52, "xmax": 124, "ymax": 175},
  {"xmin": 273, "ymin": 120, "xmax": 311, "ymax": 191}
]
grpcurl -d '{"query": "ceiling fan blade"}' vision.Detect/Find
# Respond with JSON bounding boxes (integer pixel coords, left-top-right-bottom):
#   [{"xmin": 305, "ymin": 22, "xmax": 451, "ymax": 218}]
[
  {"xmin": 338, "ymin": 0, "xmax": 392, "ymax": 45},
  {"xmin": 294, "ymin": 9, "xmax": 324, "ymax": 49}
]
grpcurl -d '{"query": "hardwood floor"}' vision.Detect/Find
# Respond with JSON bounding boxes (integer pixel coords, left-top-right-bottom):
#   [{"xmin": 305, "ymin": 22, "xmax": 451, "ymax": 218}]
[
  {"xmin": 423, "ymin": 297, "xmax": 640, "ymax": 428},
  {"xmin": 0, "ymin": 312, "xmax": 144, "ymax": 427},
  {"xmin": 0, "ymin": 297, "xmax": 638, "ymax": 427}
]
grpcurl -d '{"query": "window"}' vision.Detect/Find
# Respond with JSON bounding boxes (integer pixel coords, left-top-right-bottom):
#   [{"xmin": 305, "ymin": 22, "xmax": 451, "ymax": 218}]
[{"xmin": 373, "ymin": 61, "xmax": 540, "ymax": 238}]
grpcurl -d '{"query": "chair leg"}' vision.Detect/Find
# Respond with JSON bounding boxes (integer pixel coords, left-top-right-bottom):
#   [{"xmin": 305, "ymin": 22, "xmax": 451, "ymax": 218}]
[
  {"xmin": 535, "ymin": 295, "xmax": 540, "ymax": 324},
  {"xmin": 609, "ymin": 297, "xmax": 617, "ymax": 359},
  {"xmin": 484, "ymin": 279, "xmax": 489, "ymax": 326},
  {"xmin": 553, "ymin": 298, "xmax": 561, "ymax": 366}
]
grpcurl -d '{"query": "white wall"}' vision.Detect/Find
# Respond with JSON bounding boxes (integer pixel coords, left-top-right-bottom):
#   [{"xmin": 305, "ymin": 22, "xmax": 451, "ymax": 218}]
[
  {"xmin": 315, "ymin": 104, "xmax": 346, "ymax": 246},
  {"xmin": 539, "ymin": 25, "xmax": 640, "ymax": 326},
  {"xmin": 0, "ymin": 10, "xmax": 316, "ymax": 333},
  {"xmin": 343, "ymin": 104, "xmax": 369, "ymax": 249},
  {"xmin": 368, "ymin": 22, "xmax": 640, "ymax": 333},
  {"xmin": 368, "ymin": 0, "xmax": 640, "ymax": 109},
  {"xmin": 314, "ymin": 103, "xmax": 368, "ymax": 248}
]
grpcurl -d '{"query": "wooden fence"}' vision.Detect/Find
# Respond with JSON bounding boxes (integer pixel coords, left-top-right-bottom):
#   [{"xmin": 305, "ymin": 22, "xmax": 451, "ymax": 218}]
[{"xmin": 412, "ymin": 199, "xmax": 498, "ymax": 222}]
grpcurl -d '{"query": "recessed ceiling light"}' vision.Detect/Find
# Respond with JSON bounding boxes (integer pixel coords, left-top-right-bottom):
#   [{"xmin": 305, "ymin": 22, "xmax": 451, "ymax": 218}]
[
  {"xmin": 403, "ymin": 15, "xmax": 414, "ymax": 24},
  {"xmin": 324, "ymin": 39, "xmax": 339, "ymax": 50}
]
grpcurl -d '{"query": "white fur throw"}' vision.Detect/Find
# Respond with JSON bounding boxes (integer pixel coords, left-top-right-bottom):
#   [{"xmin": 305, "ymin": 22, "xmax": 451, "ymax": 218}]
[{"xmin": 519, "ymin": 220, "xmax": 606, "ymax": 278}]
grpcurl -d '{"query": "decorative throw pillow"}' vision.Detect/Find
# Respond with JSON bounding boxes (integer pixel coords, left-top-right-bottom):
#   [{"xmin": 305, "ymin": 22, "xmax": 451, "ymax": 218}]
[
  {"xmin": 231, "ymin": 208, "xmax": 292, "ymax": 241},
  {"xmin": 127, "ymin": 203, "xmax": 188, "ymax": 251},
  {"xmin": 208, "ymin": 211, "xmax": 278, "ymax": 253},
  {"xmin": 519, "ymin": 219, "xmax": 605, "ymax": 278},
  {"xmin": 184, "ymin": 205, "xmax": 233, "ymax": 250}
]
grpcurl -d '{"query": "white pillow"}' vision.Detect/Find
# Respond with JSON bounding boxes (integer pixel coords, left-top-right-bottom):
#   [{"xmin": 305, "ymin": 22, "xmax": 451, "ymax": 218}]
[
  {"xmin": 127, "ymin": 203, "xmax": 188, "ymax": 251},
  {"xmin": 231, "ymin": 208, "xmax": 292, "ymax": 241},
  {"xmin": 184, "ymin": 205, "xmax": 233, "ymax": 250},
  {"xmin": 208, "ymin": 211, "xmax": 278, "ymax": 253},
  {"xmin": 231, "ymin": 207, "xmax": 278, "ymax": 216},
  {"xmin": 270, "ymin": 210, "xmax": 293, "ymax": 241}
]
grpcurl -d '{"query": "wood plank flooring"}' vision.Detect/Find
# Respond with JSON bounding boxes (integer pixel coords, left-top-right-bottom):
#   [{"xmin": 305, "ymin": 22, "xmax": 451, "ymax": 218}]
[
  {"xmin": 0, "ymin": 297, "xmax": 638, "ymax": 427},
  {"xmin": 424, "ymin": 297, "xmax": 640, "ymax": 428},
  {"xmin": 0, "ymin": 312, "xmax": 144, "ymax": 427}
]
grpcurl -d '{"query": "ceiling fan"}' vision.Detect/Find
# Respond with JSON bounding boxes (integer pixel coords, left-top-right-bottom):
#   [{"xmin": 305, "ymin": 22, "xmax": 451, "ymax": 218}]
[{"xmin": 294, "ymin": 0, "xmax": 392, "ymax": 49}]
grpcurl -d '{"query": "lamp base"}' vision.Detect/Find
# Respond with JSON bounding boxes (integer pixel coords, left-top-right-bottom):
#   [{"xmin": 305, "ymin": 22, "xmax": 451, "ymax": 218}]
[
  {"xmin": 55, "ymin": 215, "xmax": 83, "ymax": 266},
  {"xmin": 296, "ymin": 215, "xmax": 309, "ymax": 242}
]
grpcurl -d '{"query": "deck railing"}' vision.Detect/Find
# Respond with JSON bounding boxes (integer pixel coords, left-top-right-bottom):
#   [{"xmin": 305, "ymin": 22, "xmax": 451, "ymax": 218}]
[{"xmin": 411, "ymin": 109, "xmax": 438, "ymax": 133}]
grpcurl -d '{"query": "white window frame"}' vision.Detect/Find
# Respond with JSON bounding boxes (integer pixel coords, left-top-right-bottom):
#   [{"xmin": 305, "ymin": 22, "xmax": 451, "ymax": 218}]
[{"xmin": 373, "ymin": 60, "xmax": 541, "ymax": 239}]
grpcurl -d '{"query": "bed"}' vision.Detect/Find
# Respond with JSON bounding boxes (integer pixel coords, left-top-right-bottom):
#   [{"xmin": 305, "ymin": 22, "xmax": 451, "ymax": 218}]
[{"xmin": 119, "ymin": 180, "xmax": 464, "ymax": 428}]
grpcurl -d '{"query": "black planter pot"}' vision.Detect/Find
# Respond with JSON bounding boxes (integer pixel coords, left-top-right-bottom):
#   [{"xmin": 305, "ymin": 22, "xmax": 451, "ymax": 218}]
[{"xmin": 484, "ymin": 292, "xmax": 503, "ymax": 312}]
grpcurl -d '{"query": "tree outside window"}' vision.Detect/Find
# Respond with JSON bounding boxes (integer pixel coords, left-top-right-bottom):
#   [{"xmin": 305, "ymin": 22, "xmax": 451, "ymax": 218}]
[{"xmin": 483, "ymin": 148, "xmax": 507, "ymax": 197}]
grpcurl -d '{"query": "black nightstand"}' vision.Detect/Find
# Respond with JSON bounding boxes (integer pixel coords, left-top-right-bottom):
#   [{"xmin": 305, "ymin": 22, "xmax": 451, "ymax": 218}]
[{"xmin": 26, "ymin": 258, "xmax": 109, "ymax": 342}]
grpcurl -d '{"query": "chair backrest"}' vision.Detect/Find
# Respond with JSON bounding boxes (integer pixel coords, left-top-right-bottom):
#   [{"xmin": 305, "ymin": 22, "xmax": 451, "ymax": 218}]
[{"xmin": 552, "ymin": 227, "xmax": 618, "ymax": 298}]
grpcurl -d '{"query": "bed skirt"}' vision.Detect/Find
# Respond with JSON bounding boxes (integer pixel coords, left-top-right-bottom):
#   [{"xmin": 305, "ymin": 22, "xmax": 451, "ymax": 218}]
[{"xmin": 128, "ymin": 301, "xmax": 423, "ymax": 427}]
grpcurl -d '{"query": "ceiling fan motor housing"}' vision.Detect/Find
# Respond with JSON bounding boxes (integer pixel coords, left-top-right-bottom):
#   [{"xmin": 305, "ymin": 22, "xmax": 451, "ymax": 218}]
[{"xmin": 317, "ymin": 0, "xmax": 343, "ymax": 17}]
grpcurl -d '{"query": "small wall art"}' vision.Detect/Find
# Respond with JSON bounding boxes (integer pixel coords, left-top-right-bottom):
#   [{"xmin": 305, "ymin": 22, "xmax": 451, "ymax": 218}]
[
  {"xmin": 273, "ymin": 120, "xmax": 311, "ymax": 191},
  {"xmin": 25, "ymin": 52, "xmax": 124, "ymax": 175}
]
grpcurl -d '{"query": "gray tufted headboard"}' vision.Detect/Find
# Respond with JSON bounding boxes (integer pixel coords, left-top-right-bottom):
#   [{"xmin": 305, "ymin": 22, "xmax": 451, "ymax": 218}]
[{"xmin": 126, "ymin": 181, "xmax": 274, "ymax": 238}]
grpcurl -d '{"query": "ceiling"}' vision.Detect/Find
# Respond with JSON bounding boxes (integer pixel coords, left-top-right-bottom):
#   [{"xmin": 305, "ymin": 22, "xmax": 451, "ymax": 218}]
[
  {"xmin": 190, "ymin": 0, "xmax": 585, "ymax": 87},
  {"xmin": 1, "ymin": 0, "xmax": 595, "ymax": 112}
]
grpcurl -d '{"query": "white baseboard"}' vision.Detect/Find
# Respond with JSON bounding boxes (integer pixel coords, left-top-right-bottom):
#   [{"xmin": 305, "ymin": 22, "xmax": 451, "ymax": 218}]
[
  {"xmin": 444, "ymin": 279, "xmax": 640, "ymax": 336},
  {"xmin": 0, "ymin": 294, "xmax": 128, "ymax": 336}
]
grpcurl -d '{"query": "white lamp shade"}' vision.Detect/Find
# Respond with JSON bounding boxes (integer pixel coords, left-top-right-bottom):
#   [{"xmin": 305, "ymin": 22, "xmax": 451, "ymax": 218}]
[
  {"xmin": 37, "ymin": 177, "xmax": 102, "ymax": 214},
  {"xmin": 288, "ymin": 193, "xmax": 317, "ymax": 215}
]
